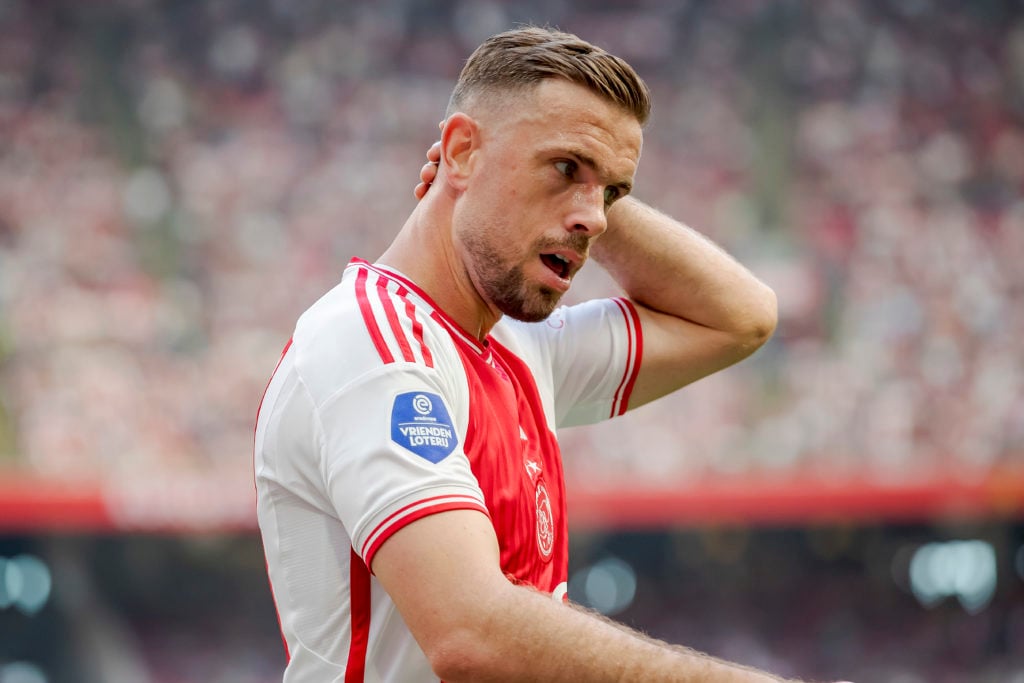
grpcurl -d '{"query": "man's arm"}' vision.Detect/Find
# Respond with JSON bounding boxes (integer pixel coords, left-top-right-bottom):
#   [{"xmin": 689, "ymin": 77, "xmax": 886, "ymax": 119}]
[
  {"xmin": 595, "ymin": 196, "xmax": 778, "ymax": 409},
  {"xmin": 372, "ymin": 509, "xmax": 793, "ymax": 682},
  {"xmin": 415, "ymin": 143, "xmax": 776, "ymax": 409}
]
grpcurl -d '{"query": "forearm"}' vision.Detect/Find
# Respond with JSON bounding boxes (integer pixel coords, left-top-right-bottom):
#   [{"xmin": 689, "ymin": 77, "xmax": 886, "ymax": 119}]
[
  {"xmin": 594, "ymin": 197, "xmax": 777, "ymax": 345},
  {"xmin": 435, "ymin": 580, "xmax": 792, "ymax": 683}
]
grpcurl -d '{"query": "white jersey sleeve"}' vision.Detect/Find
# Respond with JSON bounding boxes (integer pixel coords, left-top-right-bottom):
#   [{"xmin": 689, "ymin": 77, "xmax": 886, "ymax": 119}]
[
  {"xmin": 316, "ymin": 362, "xmax": 488, "ymax": 566},
  {"xmin": 259, "ymin": 265, "xmax": 491, "ymax": 572},
  {"xmin": 257, "ymin": 262, "xmax": 500, "ymax": 682},
  {"xmin": 494, "ymin": 297, "xmax": 642, "ymax": 429}
]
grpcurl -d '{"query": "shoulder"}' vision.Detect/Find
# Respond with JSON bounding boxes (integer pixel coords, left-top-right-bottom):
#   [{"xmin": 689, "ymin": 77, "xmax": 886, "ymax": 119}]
[{"xmin": 292, "ymin": 261, "xmax": 463, "ymax": 408}]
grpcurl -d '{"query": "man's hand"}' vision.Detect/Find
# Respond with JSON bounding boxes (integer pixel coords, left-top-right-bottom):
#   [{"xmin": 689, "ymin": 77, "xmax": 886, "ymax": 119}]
[
  {"xmin": 414, "ymin": 119, "xmax": 444, "ymax": 199},
  {"xmin": 414, "ymin": 140, "xmax": 442, "ymax": 199}
]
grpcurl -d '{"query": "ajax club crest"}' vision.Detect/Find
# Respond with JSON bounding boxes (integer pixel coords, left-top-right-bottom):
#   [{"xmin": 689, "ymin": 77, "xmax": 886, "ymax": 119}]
[{"xmin": 535, "ymin": 480, "xmax": 554, "ymax": 560}]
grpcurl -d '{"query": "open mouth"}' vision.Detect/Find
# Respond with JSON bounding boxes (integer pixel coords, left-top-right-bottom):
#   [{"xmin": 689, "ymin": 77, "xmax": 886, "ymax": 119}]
[{"xmin": 540, "ymin": 253, "xmax": 571, "ymax": 279}]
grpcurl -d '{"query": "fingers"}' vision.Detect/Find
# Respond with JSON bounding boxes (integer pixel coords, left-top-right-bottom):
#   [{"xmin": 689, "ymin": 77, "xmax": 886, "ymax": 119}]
[
  {"xmin": 426, "ymin": 139, "xmax": 441, "ymax": 164},
  {"xmin": 414, "ymin": 159, "xmax": 438, "ymax": 199},
  {"xmin": 414, "ymin": 140, "xmax": 442, "ymax": 200},
  {"xmin": 420, "ymin": 160, "xmax": 437, "ymax": 185}
]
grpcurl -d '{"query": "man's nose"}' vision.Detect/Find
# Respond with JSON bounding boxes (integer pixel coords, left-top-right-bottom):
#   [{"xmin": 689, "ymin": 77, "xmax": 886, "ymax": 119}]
[{"xmin": 564, "ymin": 185, "xmax": 608, "ymax": 237}]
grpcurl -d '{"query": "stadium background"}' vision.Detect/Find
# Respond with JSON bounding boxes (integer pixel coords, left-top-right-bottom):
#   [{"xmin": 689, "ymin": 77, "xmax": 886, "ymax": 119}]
[{"xmin": 1, "ymin": 0, "xmax": 1022, "ymax": 681}]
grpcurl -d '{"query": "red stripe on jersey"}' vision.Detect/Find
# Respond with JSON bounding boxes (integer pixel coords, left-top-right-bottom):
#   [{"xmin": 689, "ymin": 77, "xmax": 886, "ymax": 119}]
[
  {"xmin": 361, "ymin": 495, "xmax": 490, "ymax": 567},
  {"xmin": 375, "ymin": 279, "xmax": 416, "ymax": 363},
  {"xmin": 253, "ymin": 338, "xmax": 293, "ymax": 450},
  {"xmin": 396, "ymin": 286, "xmax": 434, "ymax": 368},
  {"xmin": 610, "ymin": 298, "xmax": 643, "ymax": 417},
  {"xmin": 430, "ymin": 310, "xmax": 487, "ymax": 356},
  {"xmin": 355, "ymin": 268, "xmax": 395, "ymax": 364},
  {"xmin": 345, "ymin": 548, "xmax": 371, "ymax": 683},
  {"xmin": 354, "ymin": 258, "xmax": 487, "ymax": 356},
  {"xmin": 265, "ymin": 556, "xmax": 291, "ymax": 662},
  {"xmin": 253, "ymin": 338, "xmax": 294, "ymax": 662}
]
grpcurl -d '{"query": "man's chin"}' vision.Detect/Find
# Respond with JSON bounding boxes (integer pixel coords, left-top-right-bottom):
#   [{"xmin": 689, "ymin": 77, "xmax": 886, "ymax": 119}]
[{"xmin": 500, "ymin": 288, "xmax": 563, "ymax": 323}]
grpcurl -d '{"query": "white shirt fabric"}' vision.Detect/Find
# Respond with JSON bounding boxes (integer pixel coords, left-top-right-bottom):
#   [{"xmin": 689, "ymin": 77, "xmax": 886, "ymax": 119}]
[{"xmin": 254, "ymin": 259, "xmax": 642, "ymax": 682}]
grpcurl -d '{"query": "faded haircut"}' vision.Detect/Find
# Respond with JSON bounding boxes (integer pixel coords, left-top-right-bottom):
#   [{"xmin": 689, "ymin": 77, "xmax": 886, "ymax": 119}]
[{"xmin": 447, "ymin": 26, "xmax": 651, "ymax": 125}]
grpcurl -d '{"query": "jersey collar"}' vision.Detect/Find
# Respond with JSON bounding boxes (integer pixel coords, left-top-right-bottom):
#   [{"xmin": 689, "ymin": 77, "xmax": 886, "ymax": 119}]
[{"xmin": 347, "ymin": 258, "xmax": 491, "ymax": 357}]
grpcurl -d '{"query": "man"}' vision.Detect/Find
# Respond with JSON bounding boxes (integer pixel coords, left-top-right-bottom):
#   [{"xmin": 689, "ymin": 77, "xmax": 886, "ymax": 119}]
[{"xmin": 255, "ymin": 26, "xmax": 829, "ymax": 682}]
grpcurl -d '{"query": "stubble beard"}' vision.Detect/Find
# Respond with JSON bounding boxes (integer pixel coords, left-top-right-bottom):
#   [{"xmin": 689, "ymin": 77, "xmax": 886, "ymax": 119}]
[
  {"xmin": 463, "ymin": 236, "xmax": 564, "ymax": 323},
  {"xmin": 485, "ymin": 265, "xmax": 562, "ymax": 323}
]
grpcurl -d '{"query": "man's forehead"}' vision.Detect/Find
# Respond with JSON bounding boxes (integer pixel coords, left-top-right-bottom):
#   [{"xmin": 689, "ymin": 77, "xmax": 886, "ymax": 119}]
[{"xmin": 497, "ymin": 80, "xmax": 643, "ymax": 168}]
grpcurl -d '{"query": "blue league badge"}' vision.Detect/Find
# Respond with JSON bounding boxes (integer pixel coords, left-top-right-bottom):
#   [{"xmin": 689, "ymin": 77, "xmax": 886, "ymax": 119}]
[{"xmin": 390, "ymin": 392, "xmax": 458, "ymax": 463}]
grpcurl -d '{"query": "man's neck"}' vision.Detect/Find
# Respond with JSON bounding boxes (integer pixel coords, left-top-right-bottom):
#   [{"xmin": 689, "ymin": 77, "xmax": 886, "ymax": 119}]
[{"xmin": 377, "ymin": 200, "xmax": 500, "ymax": 341}]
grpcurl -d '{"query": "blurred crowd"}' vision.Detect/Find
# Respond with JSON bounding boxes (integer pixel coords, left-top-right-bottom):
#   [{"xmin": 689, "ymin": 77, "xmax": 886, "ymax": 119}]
[
  {"xmin": 0, "ymin": 0, "xmax": 1023, "ymax": 494},
  {"xmin": 5, "ymin": 526, "xmax": 1020, "ymax": 683},
  {"xmin": 117, "ymin": 527, "xmax": 1024, "ymax": 683}
]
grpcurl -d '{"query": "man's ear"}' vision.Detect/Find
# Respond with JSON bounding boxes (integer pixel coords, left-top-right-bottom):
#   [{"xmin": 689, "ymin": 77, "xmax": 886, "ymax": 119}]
[{"xmin": 440, "ymin": 113, "xmax": 479, "ymax": 191}]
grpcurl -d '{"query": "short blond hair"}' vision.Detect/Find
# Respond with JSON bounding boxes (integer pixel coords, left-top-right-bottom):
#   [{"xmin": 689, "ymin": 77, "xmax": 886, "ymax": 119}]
[{"xmin": 448, "ymin": 26, "xmax": 651, "ymax": 125}]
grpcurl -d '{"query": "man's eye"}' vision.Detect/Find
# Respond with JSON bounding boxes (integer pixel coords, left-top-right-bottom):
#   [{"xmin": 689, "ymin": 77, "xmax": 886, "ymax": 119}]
[
  {"xmin": 554, "ymin": 160, "xmax": 577, "ymax": 177},
  {"xmin": 604, "ymin": 186, "xmax": 620, "ymax": 205}
]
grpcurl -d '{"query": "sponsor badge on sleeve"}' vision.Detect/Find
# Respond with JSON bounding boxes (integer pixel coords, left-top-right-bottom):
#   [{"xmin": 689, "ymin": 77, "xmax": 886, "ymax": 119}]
[{"xmin": 390, "ymin": 392, "xmax": 458, "ymax": 463}]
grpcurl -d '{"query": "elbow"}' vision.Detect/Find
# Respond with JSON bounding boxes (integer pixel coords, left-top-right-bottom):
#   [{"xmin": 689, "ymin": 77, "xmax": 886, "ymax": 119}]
[
  {"xmin": 754, "ymin": 283, "xmax": 779, "ymax": 344},
  {"xmin": 426, "ymin": 628, "xmax": 501, "ymax": 683},
  {"xmin": 737, "ymin": 284, "xmax": 778, "ymax": 355},
  {"xmin": 412, "ymin": 566, "xmax": 524, "ymax": 682}
]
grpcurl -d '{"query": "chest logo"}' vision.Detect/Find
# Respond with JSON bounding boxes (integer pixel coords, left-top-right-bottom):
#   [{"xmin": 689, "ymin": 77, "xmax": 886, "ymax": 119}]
[
  {"xmin": 390, "ymin": 391, "xmax": 458, "ymax": 463},
  {"xmin": 535, "ymin": 481, "xmax": 554, "ymax": 560}
]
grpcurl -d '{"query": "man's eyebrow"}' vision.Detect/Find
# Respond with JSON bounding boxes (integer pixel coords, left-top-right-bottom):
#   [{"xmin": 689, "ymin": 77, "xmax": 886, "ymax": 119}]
[{"xmin": 565, "ymin": 148, "xmax": 633, "ymax": 195}]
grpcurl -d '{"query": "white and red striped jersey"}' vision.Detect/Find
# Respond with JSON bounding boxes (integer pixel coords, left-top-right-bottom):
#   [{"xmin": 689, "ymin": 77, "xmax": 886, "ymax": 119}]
[{"xmin": 254, "ymin": 258, "xmax": 642, "ymax": 682}]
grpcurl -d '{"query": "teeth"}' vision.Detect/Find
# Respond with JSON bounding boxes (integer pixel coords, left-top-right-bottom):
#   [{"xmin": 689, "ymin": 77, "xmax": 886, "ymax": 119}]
[{"xmin": 552, "ymin": 254, "xmax": 569, "ymax": 264}]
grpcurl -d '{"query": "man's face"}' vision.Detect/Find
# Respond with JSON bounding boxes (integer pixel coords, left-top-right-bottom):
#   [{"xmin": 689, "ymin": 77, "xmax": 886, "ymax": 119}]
[{"xmin": 452, "ymin": 79, "xmax": 643, "ymax": 323}]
